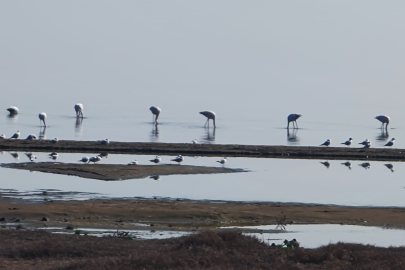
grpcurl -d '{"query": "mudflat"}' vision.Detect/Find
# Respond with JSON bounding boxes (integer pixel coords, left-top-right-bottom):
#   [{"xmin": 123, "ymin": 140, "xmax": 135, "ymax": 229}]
[
  {"xmin": 1, "ymin": 162, "xmax": 246, "ymax": 180},
  {"xmin": 1, "ymin": 197, "xmax": 404, "ymax": 231},
  {"xmin": 0, "ymin": 139, "xmax": 404, "ymax": 161}
]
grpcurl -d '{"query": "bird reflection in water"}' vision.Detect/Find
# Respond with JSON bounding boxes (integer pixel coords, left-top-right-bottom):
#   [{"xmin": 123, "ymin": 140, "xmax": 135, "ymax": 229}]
[
  {"xmin": 6, "ymin": 114, "xmax": 18, "ymax": 121},
  {"xmin": 99, "ymin": 153, "xmax": 109, "ymax": 159},
  {"xmin": 376, "ymin": 129, "xmax": 389, "ymax": 142},
  {"xmin": 39, "ymin": 127, "xmax": 46, "ymax": 140},
  {"xmin": 149, "ymin": 175, "xmax": 161, "ymax": 181},
  {"xmin": 9, "ymin": 152, "xmax": 19, "ymax": 161},
  {"xmin": 150, "ymin": 124, "xmax": 159, "ymax": 142},
  {"xmin": 320, "ymin": 161, "xmax": 330, "ymax": 169},
  {"xmin": 287, "ymin": 129, "xmax": 299, "ymax": 144},
  {"xmin": 201, "ymin": 126, "xmax": 215, "ymax": 144},
  {"xmin": 359, "ymin": 162, "xmax": 371, "ymax": 170},
  {"xmin": 341, "ymin": 161, "xmax": 352, "ymax": 170},
  {"xmin": 75, "ymin": 117, "xmax": 83, "ymax": 136},
  {"xmin": 384, "ymin": 164, "xmax": 394, "ymax": 172}
]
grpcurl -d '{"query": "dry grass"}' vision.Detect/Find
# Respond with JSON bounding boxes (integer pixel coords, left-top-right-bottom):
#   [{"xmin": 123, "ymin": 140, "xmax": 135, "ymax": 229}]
[{"xmin": 0, "ymin": 229, "xmax": 404, "ymax": 269}]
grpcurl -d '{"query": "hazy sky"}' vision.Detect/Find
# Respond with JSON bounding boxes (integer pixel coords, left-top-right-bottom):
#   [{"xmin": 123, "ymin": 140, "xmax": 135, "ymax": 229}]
[{"xmin": 1, "ymin": 1, "xmax": 404, "ymax": 121}]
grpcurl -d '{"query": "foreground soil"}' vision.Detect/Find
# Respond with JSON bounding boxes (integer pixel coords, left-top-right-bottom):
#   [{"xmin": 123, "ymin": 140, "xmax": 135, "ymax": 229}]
[
  {"xmin": 1, "ymin": 198, "xmax": 405, "ymax": 230},
  {"xmin": 1, "ymin": 139, "xmax": 405, "ymax": 161},
  {"xmin": 1, "ymin": 162, "xmax": 245, "ymax": 180},
  {"xmin": 1, "ymin": 230, "xmax": 405, "ymax": 270}
]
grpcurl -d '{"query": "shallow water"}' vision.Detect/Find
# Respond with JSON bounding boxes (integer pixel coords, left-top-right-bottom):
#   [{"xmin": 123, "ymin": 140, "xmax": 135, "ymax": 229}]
[
  {"xmin": 1, "ymin": 152, "xmax": 404, "ymax": 206},
  {"xmin": 1, "ymin": 2, "xmax": 405, "ymax": 148},
  {"xmin": 234, "ymin": 224, "xmax": 405, "ymax": 248}
]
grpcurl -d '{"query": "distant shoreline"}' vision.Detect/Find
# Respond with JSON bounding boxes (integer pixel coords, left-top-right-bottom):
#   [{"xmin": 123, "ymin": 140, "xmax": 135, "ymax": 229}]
[{"xmin": 0, "ymin": 139, "xmax": 404, "ymax": 161}]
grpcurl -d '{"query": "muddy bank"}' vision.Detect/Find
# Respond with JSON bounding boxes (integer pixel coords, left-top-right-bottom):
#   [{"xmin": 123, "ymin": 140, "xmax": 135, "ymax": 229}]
[
  {"xmin": 1, "ymin": 197, "xmax": 404, "ymax": 231},
  {"xmin": 1, "ymin": 162, "xmax": 246, "ymax": 180},
  {"xmin": 0, "ymin": 139, "xmax": 404, "ymax": 161}
]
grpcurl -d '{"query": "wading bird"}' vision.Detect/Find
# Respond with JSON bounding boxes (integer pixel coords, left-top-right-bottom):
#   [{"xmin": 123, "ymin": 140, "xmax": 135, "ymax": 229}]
[
  {"xmin": 341, "ymin": 138, "xmax": 352, "ymax": 146},
  {"xmin": 7, "ymin": 106, "xmax": 19, "ymax": 115},
  {"xmin": 171, "ymin": 155, "xmax": 184, "ymax": 165},
  {"xmin": 200, "ymin": 111, "xmax": 216, "ymax": 128},
  {"xmin": 149, "ymin": 156, "xmax": 161, "ymax": 164},
  {"xmin": 39, "ymin": 112, "xmax": 47, "ymax": 127},
  {"xmin": 74, "ymin": 103, "xmax": 84, "ymax": 118},
  {"xmin": 320, "ymin": 139, "xmax": 331, "ymax": 146},
  {"xmin": 375, "ymin": 115, "xmax": 390, "ymax": 129},
  {"xmin": 287, "ymin": 114, "xmax": 302, "ymax": 129},
  {"xmin": 10, "ymin": 131, "xmax": 20, "ymax": 139},
  {"xmin": 384, "ymin": 138, "xmax": 395, "ymax": 147},
  {"xmin": 149, "ymin": 106, "xmax": 161, "ymax": 124}
]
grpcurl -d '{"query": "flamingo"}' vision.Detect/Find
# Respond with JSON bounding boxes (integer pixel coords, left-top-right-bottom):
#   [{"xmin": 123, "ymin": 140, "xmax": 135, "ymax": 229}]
[
  {"xmin": 384, "ymin": 138, "xmax": 395, "ymax": 147},
  {"xmin": 320, "ymin": 139, "xmax": 331, "ymax": 146},
  {"xmin": 10, "ymin": 131, "xmax": 20, "ymax": 139},
  {"xmin": 341, "ymin": 138, "xmax": 352, "ymax": 146},
  {"xmin": 287, "ymin": 114, "xmax": 302, "ymax": 129},
  {"xmin": 171, "ymin": 155, "xmax": 184, "ymax": 165},
  {"xmin": 149, "ymin": 106, "xmax": 161, "ymax": 124},
  {"xmin": 200, "ymin": 111, "xmax": 216, "ymax": 128},
  {"xmin": 7, "ymin": 106, "xmax": 19, "ymax": 115},
  {"xmin": 375, "ymin": 115, "xmax": 390, "ymax": 129},
  {"xmin": 74, "ymin": 103, "xmax": 84, "ymax": 118},
  {"xmin": 39, "ymin": 112, "xmax": 47, "ymax": 127}
]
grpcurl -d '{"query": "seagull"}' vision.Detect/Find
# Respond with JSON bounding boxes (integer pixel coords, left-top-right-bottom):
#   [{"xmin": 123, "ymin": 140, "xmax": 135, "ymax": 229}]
[
  {"xmin": 171, "ymin": 155, "xmax": 184, "ymax": 165},
  {"xmin": 200, "ymin": 111, "xmax": 216, "ymax": 128},
  {"xmin": 89, "ymin": 156, "xmax": 102, "ymax": 164},
  {"xmin": 149, "ymin": 156, "xmax": 161, "ymax": 164},
  {"xmin": 192, "ymin": 139, "xmax": 198, "ymax": 144},
  {"xmin": 98, "ymin": 139, "xmax": 109, "ymax": 144},
  {"xmin": 359, "ymin": 162, "xmax": 371, "ymax": 169},
  {"xmin": 128, "ymin": 160, "xmax": 138, "ymax": 165},
  {"xmin": 320, "ymin": 139, "xmax": 331, "ymax": 146},
  {"xmin": 217, "ymin": 157, "xmax": 227, "ymax": 165},
  {"xmin": 149, "ymin": 106, "xmax": 161, "ymax": 124},
  {"xmin": 39, "ymin": 112, "xmax": 47, "ymax": 127},
  {"xmin": 341, "ymin": 161, "xmax": 352, "ymax": 170},
  {"xmin": 49, "ymin": 152, "xmax": 58, "ymax": 160},
  {"xmin": 50, "ymin": 138, "xmax": 58, "ymax": 143},
  {"xmin": 320, "ymin": 161, "xmax": 331, "ymax": 169},
  {"xmin": 0, "ymin": 134, "xmax": 5, "ymax": 139},
  {"xmin": 287, "ymin": 114, "xmax": 302, "ymax": 129},
  {"xmin": 29, "ymin": 154, "xmax": 37, "ymax": 162},
  {"xmin": 341, "ymin": 138, "xmax": 352, "ymax": 146},
  {"xmin": 25, "ymin": 134, "xmax": 37, "ymax": 140},
  {"xmin": 10, "ymin": 131, "xmax": 20, "ymax": 139},
  {"xmin": 384, "ymin": 164, "xmax": 394, "ymax": 172},
  {"xmin": 384, "ymin": 138, "xmax": 395, "ymax": 147},
  {"xmin": 359, "ymin": 139, "xmax": 370, "ymax": 145},
  {"xmin": 375, "ymin": 115, "xmax": 390, "ymax": 129},
  {"xmin": 7, "ymin": 106, "xmax": 19, "ymax": 115},
  {"xmin": 363, "ymin": 142, "xmax": 371, "ymax": 148},
  {"xmin": 79, "ymin": 157, "xmax": 90, "ymax": 163},
  {"xmin": 74, "ymin": 103, "xmax": 84, "ymax": 118}
]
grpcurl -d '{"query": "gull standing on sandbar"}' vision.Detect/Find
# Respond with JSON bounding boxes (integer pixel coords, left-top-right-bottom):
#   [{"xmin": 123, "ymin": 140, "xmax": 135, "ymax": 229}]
[
  {"xmin": 150, "ymin": 156, "xmax": 161, "ymax": 164},
  {"xmin": 171, "ymin": 155, "xmax": 184, "ymax": 165},
  {"xmin": 341, "ymin": 138, "xmax": 352, "ymax": 146},
  {"xmin": 320, "ymin": 139, "xmax": 331, "ymax": 146},
  {"xmin": 385, "ymin": 138, "xmax": 395, "ymax": 147}
]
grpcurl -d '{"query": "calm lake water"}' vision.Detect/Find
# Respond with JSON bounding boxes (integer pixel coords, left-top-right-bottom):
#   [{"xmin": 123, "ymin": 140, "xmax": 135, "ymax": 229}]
[{"xmin": 1, "ymin": 153, "xmax": 404, "ymax": 207}]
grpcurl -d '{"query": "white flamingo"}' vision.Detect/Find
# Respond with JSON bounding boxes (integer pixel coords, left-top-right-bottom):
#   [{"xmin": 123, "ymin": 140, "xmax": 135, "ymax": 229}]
[
  {"xmin": 74, "ymin": 103, "xmax": 84, "ymax": 118},
  {"xmin": 287, "ymin": 114, "xmax": 302, "ymax": 129},
  {"xmin": 39, "ymin": 112, "xmax": 47, "ymax": 127},
  {"xmin": 375, "ymin": 115, "xmax": 390, "ymax": 129},
  {"xmin": 149, "ymin": 106, "xmax": 161, "ymax": 124},
  {"xmin": 200, "ymin": 111, "xmax": 216, "ymax": 128}
]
